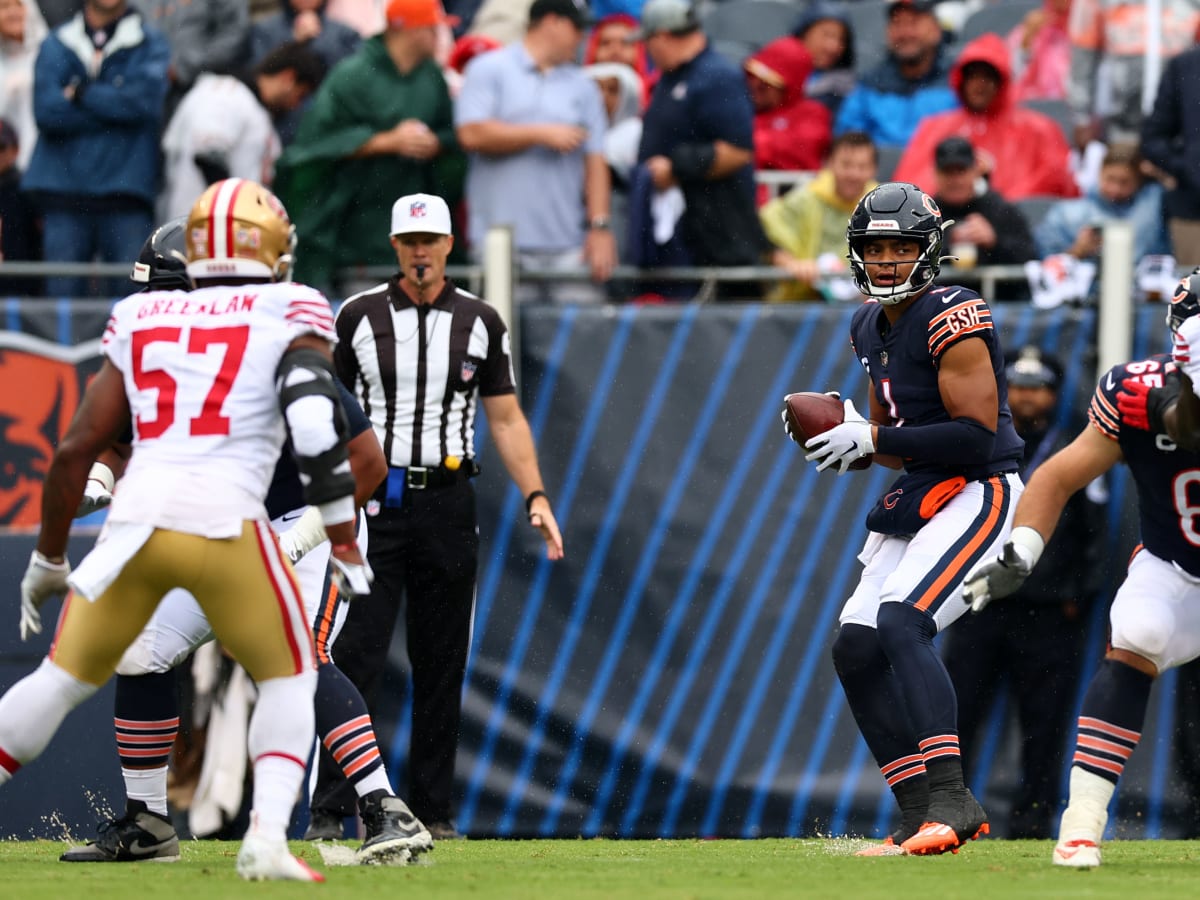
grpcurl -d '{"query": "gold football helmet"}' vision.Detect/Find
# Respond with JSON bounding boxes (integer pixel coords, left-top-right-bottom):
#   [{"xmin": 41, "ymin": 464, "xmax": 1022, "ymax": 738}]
[{"xmin": 185, "ymin": 178, "xmax": 297, "ymax": 282}]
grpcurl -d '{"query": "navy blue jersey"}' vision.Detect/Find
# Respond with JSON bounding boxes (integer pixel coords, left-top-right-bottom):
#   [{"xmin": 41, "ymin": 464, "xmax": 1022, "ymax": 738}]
[
  {"xmin": 849, "ymin": 285, "xmax": 1023, "ymax": 480},
  {"xmin": 1089, "ymin": 354, "xmax": 1200, "ymax": 576},
  {"xmin": 264, "ymin": 378, "xmax": 371, "ymax": 519}
]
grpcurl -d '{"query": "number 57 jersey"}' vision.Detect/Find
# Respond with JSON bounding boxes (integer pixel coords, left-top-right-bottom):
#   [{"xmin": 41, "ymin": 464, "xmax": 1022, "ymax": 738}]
[{"xmin": 101, "ymin": 282, "xmax": 337, "ymax": 538}]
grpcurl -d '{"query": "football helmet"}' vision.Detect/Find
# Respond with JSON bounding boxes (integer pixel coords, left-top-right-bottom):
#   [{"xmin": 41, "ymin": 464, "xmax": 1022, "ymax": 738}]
[
  {"xmin": 129, "ymin": 217, "xmax": 190, "ymax": 291},
  {"xmin": 846, "ymin": 182, "xmax": 950, "ymax": 305},
  {"xmin": 1167, "ymin": 269, "xmax": 1200, "ymax": 335},
  {"xmin": 185, "ymin": 178, "xmax": 296, "ymax": 282}
]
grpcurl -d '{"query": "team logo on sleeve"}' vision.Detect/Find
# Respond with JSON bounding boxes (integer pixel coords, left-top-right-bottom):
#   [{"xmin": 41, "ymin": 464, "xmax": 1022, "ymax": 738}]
[{"xmin": 461, "ymin": 360, "xmax": 477, "ymax": 383}]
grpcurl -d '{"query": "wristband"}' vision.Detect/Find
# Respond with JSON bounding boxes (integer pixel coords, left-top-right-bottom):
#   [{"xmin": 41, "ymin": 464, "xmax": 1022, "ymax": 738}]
[
  {"xmin": 1008, "ymin": 525, "xmax": 1046, "ymax": 569},
  {"xmin": 525, "ymin": 490, "xmax": 548, "ymax": 515}
]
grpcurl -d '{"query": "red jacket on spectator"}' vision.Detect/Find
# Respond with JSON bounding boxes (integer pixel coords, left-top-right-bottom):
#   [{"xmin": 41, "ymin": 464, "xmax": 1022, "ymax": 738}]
[
  {"xmin": 745, "ymin": 37, "xmax": 832, "ymax": 172},
  {"xmin": 892, "ymin": 32, "xmax": 1078, "ymax": 200},
  {"xmin": 584, "ymin": 14, "xmax": 654, "ymax": 108}
]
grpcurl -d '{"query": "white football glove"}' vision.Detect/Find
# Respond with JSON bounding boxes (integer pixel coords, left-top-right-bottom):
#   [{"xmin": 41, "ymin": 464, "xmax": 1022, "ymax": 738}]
[
  {"xmin": 75, "ymin": 462, "xmax": 115, "ymax": 518},
  {"xmin": 20, "ymin": 551, "xmax": 72, "ymax": 641},
  {"xmin": 277, "ymin": 506, "xmax": 328, "ymax": 564},
  {"xmin": 804, "ymin": 398, "xmax": 874, "ymax": 474},
  {"xmin": 962, "ymin": 526, "xmax": 1046, "ymax": 613},
  {"xmin": 330, "ymin": 554, "xmax": 374, "ymax": 600}
]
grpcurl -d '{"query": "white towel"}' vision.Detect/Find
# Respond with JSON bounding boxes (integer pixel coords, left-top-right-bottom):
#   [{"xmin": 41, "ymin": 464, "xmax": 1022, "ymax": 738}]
[{"xmin": 651, "ymin": 187, "xmax": 686, "ymax": 246}]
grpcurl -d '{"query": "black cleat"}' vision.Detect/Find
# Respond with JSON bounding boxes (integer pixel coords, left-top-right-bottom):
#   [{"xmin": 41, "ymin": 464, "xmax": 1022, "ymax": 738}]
[
  {"xmin": 356, "ymin": 790, "xmax": 433, "ymax": 865},
  {"xmin": 60, "ymin": 800, "xmax": 180, "ymax": 863},
  {"xmin": 302, "ymin": 808, "xmax": 345, "ymax": 841}
]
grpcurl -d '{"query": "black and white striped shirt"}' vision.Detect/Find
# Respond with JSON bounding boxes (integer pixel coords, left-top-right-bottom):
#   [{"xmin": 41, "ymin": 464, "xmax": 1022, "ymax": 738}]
[{"xmin": 334, "ymin": 278, "xmax": 515, "ymax": 468}]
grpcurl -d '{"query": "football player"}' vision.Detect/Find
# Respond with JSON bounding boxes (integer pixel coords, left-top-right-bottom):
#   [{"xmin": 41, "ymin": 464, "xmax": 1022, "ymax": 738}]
[
  {"xmin": 1, "ymin": 179, "xmax": 370, "ymax": 882},
  {"xmin": 57, "ymin": 215, "xmax": 434, "ymax": 867},
  {"xmin": 800, "ymin": 182, "xmax": 1024, "ymax": 855},
  {"xmin": 964, "ymin": 271, "xmax": 1200, "ymax": 869}
]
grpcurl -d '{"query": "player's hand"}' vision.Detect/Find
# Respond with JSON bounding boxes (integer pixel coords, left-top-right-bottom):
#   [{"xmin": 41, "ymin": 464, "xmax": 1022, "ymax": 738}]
[
  {"xmin": 75, "ymin": 462, "xmax": 115, "ymax": 518},
  {"xmin": 962, "ymin": 527, "xmax": 1045, "ymax": 612},
  {"xmin": 329, "ymin": 548, "xmax": 373, "ymax": 600},
  {"xmin": 1116, "ymin": 377, "xmax": 1176, "ymax": 432},
  {"xmin": 20, "ymin": 551, "xmax": 71, "ymax": 641},
  {"xmin": 804, "ymin": 398, "xmax": 874, "ymax": 475},
  {"xmin": 782, "ymin": 390, "xmax": 841, "ymax": 442}
]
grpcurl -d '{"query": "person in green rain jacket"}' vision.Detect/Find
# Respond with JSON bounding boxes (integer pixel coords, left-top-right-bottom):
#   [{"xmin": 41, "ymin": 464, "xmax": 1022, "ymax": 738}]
[{"xmin": 275, "ymin": 0, "xmax": 466, "ymax": 293}]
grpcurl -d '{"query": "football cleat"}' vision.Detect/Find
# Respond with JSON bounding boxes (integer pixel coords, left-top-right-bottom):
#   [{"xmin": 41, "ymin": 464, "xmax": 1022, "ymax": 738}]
[
  {"xmin": 303, "ymin": 808, "xmax": 345, "ymax": 841},
  {"xmin": 1053, "ymin": 837, "xmax": 1102, "ymax": 868},
  {"xmin": 900, "ymin": 788, "xmax": 989, "ymax": 856},
  {"xmin": 356, "ymin": 790, "xmax": 433, "ymax": 865},
  {"xmin": 855, "ymin": 836, "xmax": 908, "ymax": 857},
  {"xmin": 59, "ymin": 800, "xmax": 180, "ymax": 863},
  {"xmin": 236, "ymin": 832, "xmax": 324, "ymax": 882}
]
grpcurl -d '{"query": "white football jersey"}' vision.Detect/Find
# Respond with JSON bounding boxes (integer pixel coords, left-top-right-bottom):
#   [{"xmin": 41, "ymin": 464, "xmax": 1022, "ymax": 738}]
[{"xmin": 101, "ymin": 281, "xmax": 337, "ymax": 537}]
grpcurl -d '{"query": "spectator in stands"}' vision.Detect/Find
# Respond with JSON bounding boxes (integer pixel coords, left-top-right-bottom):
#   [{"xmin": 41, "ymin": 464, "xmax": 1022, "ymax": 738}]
[
  {"xmin": 0, "ymin": 0, "xmax": 47, "ymax": 172},
  {"xmin": 930, "ymin": 136, "xmax": 1037, "ymax": 298},
  {"xmin": 791, "ymin": 0, "xmax": 855, "ymax": 117},
  {"xmin": 0, "ymin": 116, "xmax": 41, "ymax": 295},
  {"xmin": 1007, "ymin": 0, "xmax": 1071, "ymax": 102},
  {"xmin": 141, "ymin": 0, "xmax": 248, "ymax": 105},
  {"xmin": 468, "ymin": 0, "xmax": 536, "ymax": 46},
  {"xmin": 158, "ymin": 43, "xmax": 326, "ymax": 222},
  {"xmin": 23, "ymin": 0, "xmax": 170, "ymax": 298},
  {"xmin": 834, "ymin": 0, "xmax": 956, "ymax": 149},
  {"xmin": 760, "ymin": 130, "xmax": 877, "ymax": 302},
  {"xmin": 584, "ymin": 13, "xmax": 653, "ymax": 105},
  {"xmin": 634, "ymin": 0, "xmax": 768, "ymax": 300},
  {"xmin": 893, "ymin": 33, "xmax": 1078, "ymax": 201},
  {"xmin": 326, "ymin": 0, "xmax": 386, "ymax": 36},
  {"xmin": 1140, "ymin": 43, "xmax": 1200, "ymax": 267},
  {"xmin": 1034, "ymin": 143, "xmax": 1168, "ymax": 263},
  {"xmin": 585, "ymin": 61, "xmax": 642, "ymax": 260},
  {"xmin": 745, "ymin": 37, "xmax": 830, "ymax": 174},
  {"xmin": 276, "ymin": 0, "xmax": 464, "ymax": 295},
  {"xmin": 455, "ymin": 0, "xmax": 615, "ymax": 303},
  {"xmin": 250, "ymin": 0, "xmax": 362, "ymax": 71},
  {"xmin": 1067, "ymin": 0, "xmax": 1200, "ymax": 148}
]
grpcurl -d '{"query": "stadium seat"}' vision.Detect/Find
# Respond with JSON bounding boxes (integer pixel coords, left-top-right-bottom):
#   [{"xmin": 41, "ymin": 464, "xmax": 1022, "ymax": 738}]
[
  {"xmin": 699, "ymin": 0, "xmax": 801, "ymax": 60},
  {"xmin": 876, "ymin": 144, "xmax": 904, "ymax": 182},
  {"xmin": 956, "ymin": 0, "xmax": 1041, "ymax": 45},
  {"xmin": 1021, "ymin": 97, "xmax": 1073, "ymax": 143},
  {"xmin": 1015, "ymin": 194, "xmax": 1059, "ymax": 231},
  {"xmin": 845, "ymin": 0, "xmax": 888, "ymax": 73}
]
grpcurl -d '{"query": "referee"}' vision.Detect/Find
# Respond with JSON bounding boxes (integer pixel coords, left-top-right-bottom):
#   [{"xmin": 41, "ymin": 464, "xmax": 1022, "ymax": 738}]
[{"xmin": 307, "ymin": 192, "xmax": 564, "ymax": 841}]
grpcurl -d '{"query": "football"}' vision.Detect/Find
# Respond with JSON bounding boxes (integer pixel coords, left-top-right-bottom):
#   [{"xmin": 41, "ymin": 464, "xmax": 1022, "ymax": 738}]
[{"xmin": 783, "ymin": 392, "xmax": 873, "ymax": 470}]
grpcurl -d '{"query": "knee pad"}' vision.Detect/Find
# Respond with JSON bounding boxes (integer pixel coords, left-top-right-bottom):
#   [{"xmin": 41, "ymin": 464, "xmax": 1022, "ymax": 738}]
[
  {"xmin": 1111, "ymin": 619, "xmax": 1171, "ymax": 669},
  {"xmin": 832, "ymin": 622, "xmax": 884, "ymax": 678}
]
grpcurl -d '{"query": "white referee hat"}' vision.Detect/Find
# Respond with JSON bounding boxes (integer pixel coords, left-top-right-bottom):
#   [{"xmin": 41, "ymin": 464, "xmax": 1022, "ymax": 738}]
[{"xmin": 390, "ymin": 193, "xmax": 453, "ymax": 236}]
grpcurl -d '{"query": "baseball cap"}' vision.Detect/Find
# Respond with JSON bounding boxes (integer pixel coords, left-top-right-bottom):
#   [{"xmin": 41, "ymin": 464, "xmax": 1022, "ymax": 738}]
[
  {"xmin": 637, "ymin": 0, "xmax": 700, "ymax": 38},
  {"xmin": 934, "ymin": 135, "xmax": 975, "ymax": 171},
  {"xmin": 390, "ymin": 193, "xmax": 453, "ymax": 236},
  {"xmin": 529, "ymin": 0, "xmax": 590, "ymax": 29},
  {"xmin": 385, "ymin": 0, "xmax": 457, "ymax": 30},
  {"xmin": 887, "ymin": 0, "xmax": 939, "ymax": 16},
  {"xmin": 1006, "ymin": 347, "xmax": 1061, "ymax": 390}
]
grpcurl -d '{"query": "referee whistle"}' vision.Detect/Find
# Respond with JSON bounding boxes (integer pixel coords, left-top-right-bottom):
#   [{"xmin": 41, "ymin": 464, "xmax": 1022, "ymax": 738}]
[{"xmin": 415, "ymin": 264, "xmax": 428, "ymax": 282}]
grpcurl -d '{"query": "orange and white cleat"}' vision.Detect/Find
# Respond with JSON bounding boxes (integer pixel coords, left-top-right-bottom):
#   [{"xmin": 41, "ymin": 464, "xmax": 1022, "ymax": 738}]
[
  {"xmin": 1053, "ymin": 837, "xmax": 1101, "ymax": 868},
  {"xmin": 855, "ymin": 836, "xmax": 909, "ymax": 857},
  {"xmin": 237, "ymin": 832, "xmax": 326, "ymax": 882},
  {"xmin": 900, "ymin": 789, "xmax": 989, "ymax": 856}
]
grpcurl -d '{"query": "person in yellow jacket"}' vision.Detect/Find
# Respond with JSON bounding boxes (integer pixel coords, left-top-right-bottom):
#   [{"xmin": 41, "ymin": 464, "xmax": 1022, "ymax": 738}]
[{"xmin": 760, "ymin": 130, "xmax": 878, "ymax": 301}]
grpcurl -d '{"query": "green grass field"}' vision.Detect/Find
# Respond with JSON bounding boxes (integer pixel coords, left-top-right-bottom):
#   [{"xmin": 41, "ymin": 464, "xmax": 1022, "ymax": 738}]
[{"xmin": 3, "ymin": 838, "xmax": 1200, "ymax": 899}]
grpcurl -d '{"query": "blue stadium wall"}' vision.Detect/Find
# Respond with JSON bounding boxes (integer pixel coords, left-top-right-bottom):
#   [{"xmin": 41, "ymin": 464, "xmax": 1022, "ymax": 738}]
[{"xmin": 0, "ymin": 299, "xmax": 1192, "ymax": 840}]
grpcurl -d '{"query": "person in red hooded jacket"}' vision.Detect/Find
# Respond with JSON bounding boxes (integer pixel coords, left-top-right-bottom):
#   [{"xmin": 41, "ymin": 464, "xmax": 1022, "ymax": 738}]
[
  {"xmin": 892, "ymin": 32, "xmax": 1078, "ymax": 201},
  {"xmin": 744, "ymin": 36, "xmax": 832, "ymax": 173}
]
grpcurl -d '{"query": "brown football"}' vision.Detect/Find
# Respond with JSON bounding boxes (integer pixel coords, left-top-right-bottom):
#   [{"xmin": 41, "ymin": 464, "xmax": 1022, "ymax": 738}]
[{"xmin": 783, "ymin": 392, "xmax": 873, "ymax": 470}]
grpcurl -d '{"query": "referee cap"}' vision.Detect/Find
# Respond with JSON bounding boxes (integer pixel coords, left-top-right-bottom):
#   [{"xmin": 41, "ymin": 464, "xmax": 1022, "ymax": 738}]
[{"xmin": 390, "ymin": 193, "xmax": 453, "ymax": 236}]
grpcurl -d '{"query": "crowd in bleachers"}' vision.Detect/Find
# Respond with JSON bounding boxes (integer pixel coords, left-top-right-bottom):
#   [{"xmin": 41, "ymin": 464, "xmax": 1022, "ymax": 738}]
[{"xmin": 0, "ymin": 0, "xmax": 1197, "ymax": 303}]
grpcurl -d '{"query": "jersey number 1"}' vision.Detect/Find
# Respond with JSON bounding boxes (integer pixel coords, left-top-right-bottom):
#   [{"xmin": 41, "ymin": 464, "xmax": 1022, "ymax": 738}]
[{"xmin": 131, "ymin": 325, "xmax": 250, "ymax": 439}]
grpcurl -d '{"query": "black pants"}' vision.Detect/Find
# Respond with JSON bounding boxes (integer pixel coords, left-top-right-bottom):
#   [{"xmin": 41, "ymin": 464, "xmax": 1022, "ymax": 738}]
[
  {"xmin": 311, "ymin": 479, "xmax": 479, "ymax": 824},
  {"xmin": 941, "ymin": 600, "xmax": 1089, "ymax": 839}
]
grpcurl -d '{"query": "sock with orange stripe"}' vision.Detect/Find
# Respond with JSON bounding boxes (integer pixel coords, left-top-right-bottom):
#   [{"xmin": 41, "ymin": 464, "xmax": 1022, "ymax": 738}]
[
  {"xmin": 1072, "ymin": 658, "xmax": 1152, "ymax": 785},
  {"xmin": 315, "ymin": 662, "xmax": 392, "ymax": 799},
  {"xmin": 115, "ymin": 671, "xmax": 179, "ymax": 817}
]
